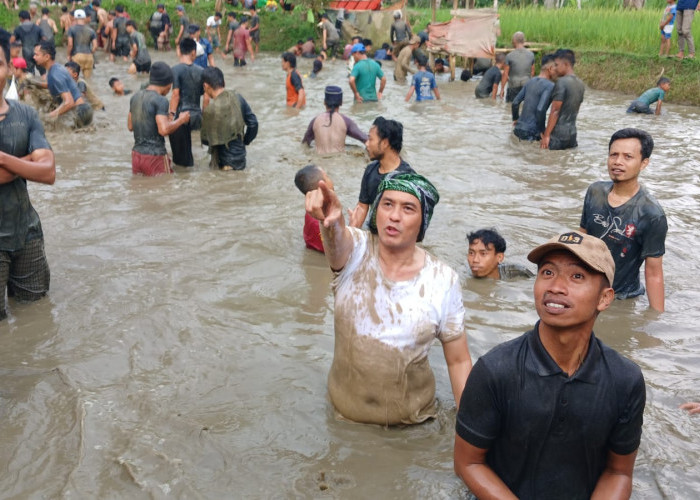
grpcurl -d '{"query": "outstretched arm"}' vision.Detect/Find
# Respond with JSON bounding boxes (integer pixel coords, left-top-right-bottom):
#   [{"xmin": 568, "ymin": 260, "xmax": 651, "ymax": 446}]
[
  {"xmin": 306, "ymin": 180, "xmax": 353, "ymax": 271},
  {"xmin": 681, "ymin": 402, "xmax": 700, "ymax": 414}
]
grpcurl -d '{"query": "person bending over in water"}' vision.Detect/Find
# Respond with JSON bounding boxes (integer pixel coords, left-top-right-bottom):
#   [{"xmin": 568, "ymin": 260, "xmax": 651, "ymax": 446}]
[
  {"xmin": 306, "ymin": 171, "xmax": 472, "ymax": 425},
  {"xmin": 627, "ymin": 77, "xmax": 670, "ymax": 115}
]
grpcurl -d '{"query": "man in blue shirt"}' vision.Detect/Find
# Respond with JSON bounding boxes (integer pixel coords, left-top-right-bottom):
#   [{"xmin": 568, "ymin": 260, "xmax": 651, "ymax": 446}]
[
  {"xmin": 189, "ymin": 25, "xmax": 214, "ymax": 69},
  {"xmin": 512, "ymin": 53, "xmax": 555, "ymax": 141},
  {"xmin": 33, "ymin": 40, "xmax": 93, "ymax": 128}
]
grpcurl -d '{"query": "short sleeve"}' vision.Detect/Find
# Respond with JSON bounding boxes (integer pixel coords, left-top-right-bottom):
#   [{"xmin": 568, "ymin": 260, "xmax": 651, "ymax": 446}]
[
  {"xmin": 154, "ymin": 94, "xmax": 169, "ymax": 117},
  {"xmin": 607, "ymin": 372, "xmax": 645, "ymax": 455},
  {"xmin": 350, "ymin": 61, "xmax": 361, "ymax": 79},
  {"xmin": 641, "ymin": 213, "xmax": 667, "ymax": 259},
  {"xmin": 550, "ymin": 78, "xmax": 567, "ymax": 103},
  {"xmin": 437, "ymin": 271, "xmax": 465, "ymax": 343},
  {"xmin": 290, "ymin": 71, "xmax": 303, "ymax": 91},
  {"xmin": 26, "ymin": 106, "xmax": 52, "ymax": 152},
  {"xmin": 375, "ymin": 61, "xmax": 384, "ymax": 78},
  {"xmin": 357, "ymin": 164, "xmax": 374, "ymax": 204},
  {"xmin": 430, "ymin": 73, "xmax": 437, "ymax": 89},
  {"xmin": 455, "ymin": 358, "xmax": 501, "ymax": 450},
  {"xmin": 579, "ymin": 185, "xmax": 593, "ymax": 230},
  {"xmin": 172, "ymin": 67, "xmax": 181, "ymax": 90}
]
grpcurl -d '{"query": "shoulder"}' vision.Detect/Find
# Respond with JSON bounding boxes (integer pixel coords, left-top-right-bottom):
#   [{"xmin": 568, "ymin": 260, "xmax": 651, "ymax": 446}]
[
  {"xmin": 397, "ymin": 159, "xmax": 415, "ymax": 173},
  {"xmin": 595, "ymin": 337, "xmax": 644, "ymax": 389},
  {"xmin": 637, "ymin": 186, "xmax": 666, "ymax": 217},
  {"xmin": 362, "ymin": 160, "xmax": 380, "ymax": 177},
  {"xmin": 479, "ymin": 330, "xmax": 532, "ymax": 372}
]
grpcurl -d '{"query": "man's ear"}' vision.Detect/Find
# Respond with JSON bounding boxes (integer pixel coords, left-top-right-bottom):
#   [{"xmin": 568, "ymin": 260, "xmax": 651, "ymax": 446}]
[
  {"xmin": 597, "ymin": 286, "xmax": 615, "ymax": 312},
  {"xmin": 496, "ymin": 252, "xmax": 505, "ymax": 264}
]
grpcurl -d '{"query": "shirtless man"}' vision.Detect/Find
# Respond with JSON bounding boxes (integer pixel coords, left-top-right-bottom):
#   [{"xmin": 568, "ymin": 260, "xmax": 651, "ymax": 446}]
[{"xmin": 301, "ymin": 86, "xmax": 367, "ymax": 154}]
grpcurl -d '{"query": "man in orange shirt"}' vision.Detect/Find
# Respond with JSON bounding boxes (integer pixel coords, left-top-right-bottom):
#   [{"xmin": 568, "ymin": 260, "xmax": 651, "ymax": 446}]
[{"xmin": 281, "ymin": 52, "xmax": 305, "ymax": 108}]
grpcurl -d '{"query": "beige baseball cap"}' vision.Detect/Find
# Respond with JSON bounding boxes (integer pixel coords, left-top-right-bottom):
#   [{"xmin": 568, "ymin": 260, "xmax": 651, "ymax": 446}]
[{"xmin": 527, "ymin": 231, "xmax": 615, "ymax": 286}]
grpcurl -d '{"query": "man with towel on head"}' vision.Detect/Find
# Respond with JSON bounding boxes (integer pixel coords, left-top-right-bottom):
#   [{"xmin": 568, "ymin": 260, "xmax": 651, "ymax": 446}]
[
  {"xmin": 305, "ymin": 171, "xmax": 473, "ymax": 426},
  {"xmin": 200, "ymin": 66, "xmax": 258, "ymax": 171},
  {"xmin": 301, "ymin": 86, "xmax": 367, "ymax": 154}
]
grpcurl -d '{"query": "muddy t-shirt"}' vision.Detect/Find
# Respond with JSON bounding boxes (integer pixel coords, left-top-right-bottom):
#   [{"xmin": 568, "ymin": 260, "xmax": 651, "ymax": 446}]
[
  {"xmin": 580, "ymin": 181, "xmax": 667, "ymax": 299},
  {"xmin": 505, "ymin": 48, "xmax": 534, "ymax": 87},
  {"xmin": 171, "ymin": 62, "xmax": 203, "ymax": 112},
  {"xmin": 321, "ymin": 19, "xmax": 338, "ymax": 42},
  {"xmin": 550, "ymin": 74, "xmax": 585, "ymax": 144},
  {"xmin": 47, "ymin": 63, "xmax": 82, "ymax": 101},
  {"xmin": 329, "ymin": 227, "xmax": 465, "ymax": 425},
  {"xmin": 68, "ymin": 24, "xmax": 96, "ymax": 54},
  {"xmin": 475, "ymin": 65, "xmax": 501, "ymax": 98},
  {"xmin": 0, "ymin": 100, "xmax": 52, "ymax": 251},
  {"xmin": 129, "ymin": 89, "xmax": 169, "ymax": 156},
  {"xmin": 130, "ymin": 31, "xmax": 151, "ymax": 65},
  {"xmin": 13, "ymin": 22, "xmax": 43, "ymax": 61}
]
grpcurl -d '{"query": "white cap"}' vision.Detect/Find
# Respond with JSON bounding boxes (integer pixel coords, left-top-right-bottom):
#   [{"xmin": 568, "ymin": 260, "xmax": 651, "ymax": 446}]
[{"xmin": 74, "ymin": 9, "xmax": 86, "ymax": 19}]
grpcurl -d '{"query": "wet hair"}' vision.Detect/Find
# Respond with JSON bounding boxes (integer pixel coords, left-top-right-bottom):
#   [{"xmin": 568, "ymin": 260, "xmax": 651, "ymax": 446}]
[
  {"xmin": 294, "ymin": 164, "xmax": 325, "ymax": 194},
  {"xmin": 215, "ymin": 11, "xmax": 222, "ymax": 17},
  {"xmin": 115, "ymin": 4, "xmax": 124, "ymax": 13},
  {"xmin": 415, "ymin": 53, "xmax": 427, "ymax": 67},
  {"xmin": 202, "ymin": 66, "xmax": 225, "ymax": 90},
  {"xmin": 372, "ymin": 116, "xmax": 403, "ymax": 153},
  {"xmin": 62, "ymin": 6, "xmax": 67, "ymax": 12},
  {"xmin": 363, "ymin": 38, "xmax": 372, "ymax": 47},
  {"xmin": 93, "ymin": 0, "xmax": 101, "ymax": 6},
  {"xmin": 0, "ymin": 30, "xmax": 10, "ymax": 63},
  {"xmin": 227, "ymin": 11, "xmax": 236, "ymax": 17},
  {"xmin": 541, "ymin": 53, "xmax": 555, "ymax": 67},
  {"xmin": 19, "ymin": 10, "xmax": 31, "ymax": 20},
  {"xmin": 296, "ymin": 39, "xmax": 303, "ymax": 45},
  {"xmin": 381, "ymin": 42, "xmax": 390, "ymax": 50},
  {"xmin": 41, "ymin": 7, "xmax": 49, "ymax": 15},
  {"xmin": 108, "ymin": 77, "xmax": 120, "ymax": 88},
  {"xmin": 554, "ymin": 48, "xmax": 575, "ymax": 66},
  {"xmin": 37, "ymin": 40, "xmax": 56, "ymax": 60},
  {"xmin": 460, "ymin": 69, "xmax": 472, "ymax": 81},
  {"xmin": 495, "ymin": 53, "xmax": 506, "ymax": 64},
  {"xmin": 65, "ymin": 60, "xmax": 80, "ymax": 76},
  {"xmin": 312, "ymin": 58, "xmax": 322, "ymax": 74},
  {"xmin": 180, "ymin": 37, "xmax": 196, "ymax": 55},
  {"xmin": 657, "ymin": 76, "xmax": 670, "ymax": 86},
  {"xmin": 126, "ymin": 20, "xmax": 137, "ymax": 29},
  {"xmin": 281, "ymin": 52, "xmax": 297, "ymax": 68},
  {"xmin": 467, "ymin": 229, "xmax": 506, "ymax": 254},
  {"xmin": 609, "ymin": 128, "xmax": 654, "ymax": 160},
  {"xmin": 512, "ymin": 31, "xmax": 525, "ymax": 45}
]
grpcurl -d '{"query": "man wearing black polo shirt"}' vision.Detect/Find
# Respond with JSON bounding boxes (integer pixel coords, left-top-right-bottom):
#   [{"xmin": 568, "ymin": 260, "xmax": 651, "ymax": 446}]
[{"xmin": 455, "ymin": 231, "xmax": 645, "ymax": 500}]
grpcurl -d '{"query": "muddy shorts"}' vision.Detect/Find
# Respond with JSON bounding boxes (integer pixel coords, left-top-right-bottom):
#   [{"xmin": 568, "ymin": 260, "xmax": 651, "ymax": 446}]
[
  {"xmin": 0, "ymin": 238, "xmax": 50, "ymax": 320},
  {"xmin": 113, "ymin": 37, "xmax": 131, "ymax": 57},
  {"xmin": 131, "ymin": 150, "xmax": 173, "ymax": 176},
  {"xmin": 627, "ymin": 100, "xmax": 653, "ymax": 114},
  {"xmin": 234, "ymin": 57, "xmax": 247, "ymax": 66}
]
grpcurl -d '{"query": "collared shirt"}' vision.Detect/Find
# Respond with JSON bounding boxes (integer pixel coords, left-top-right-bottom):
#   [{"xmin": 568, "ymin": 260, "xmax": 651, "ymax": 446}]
[{"xmin": 456, "ymin": 323, "xmax": 645, "ymax": 500}]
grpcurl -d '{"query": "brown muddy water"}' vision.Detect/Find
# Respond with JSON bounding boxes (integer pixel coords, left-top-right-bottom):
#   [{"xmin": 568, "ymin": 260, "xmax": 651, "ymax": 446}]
[{"xmin": 1, "ymin": 49, "xmax": 699, "ymax": 499}]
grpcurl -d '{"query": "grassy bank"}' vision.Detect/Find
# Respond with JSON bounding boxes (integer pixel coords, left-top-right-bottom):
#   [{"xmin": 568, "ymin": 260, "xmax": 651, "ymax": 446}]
[{"xmin": 2, "ymin": 2, "xmax": 698, "ymax": 104}]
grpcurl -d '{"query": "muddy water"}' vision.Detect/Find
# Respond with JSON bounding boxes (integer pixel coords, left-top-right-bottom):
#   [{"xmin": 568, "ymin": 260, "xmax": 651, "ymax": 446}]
[{"xmin": 1, "ymin": 50, "xmax": 699, "ymax": 499}]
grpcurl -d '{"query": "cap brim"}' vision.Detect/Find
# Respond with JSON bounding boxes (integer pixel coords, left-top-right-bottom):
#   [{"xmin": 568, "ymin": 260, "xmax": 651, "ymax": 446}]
[{"xmin": 527, "ymin": 242, "xmax": 614, "ymax": 285}]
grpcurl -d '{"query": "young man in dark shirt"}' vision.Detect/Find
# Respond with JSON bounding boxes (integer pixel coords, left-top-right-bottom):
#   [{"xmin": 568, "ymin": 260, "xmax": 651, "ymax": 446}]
[
  {"xmin": 579, "ymin": 128, "xmax": 666, "ymax": 311},
  {"xmin": 128, "ymin": 62, "xmax": 190, "ymax": 176},
  {"xmin": 348, "ymin": 117, "xmax": 415, "ymax": 228},
  {"xmin": 475, "ymin": 53, "xmax": 505, "ymax": 99},
  {"xmin": 541, "ymin": 49, "xmax": 585, "ymax": 150},
  {"xmin": 456, "ymin": 231, "xmax": 645, "ymax": 500},
  {"xmin": 512, "ymin": 53, "xmax": 555, "ymax": 142},
  {"xmin": 0, "ymin": 33, "xmax": 55, "ymax": 320},
  {"xmin": 12, "ymin": 10, "xmax": 43, "ymax": 74},
  {"xmin": 281, "ymin": 52, "xmax": 305, "ymax": 108},
  {"xmin": 168, "ymin": 38, "xmax": 203, "ymax": 167}
]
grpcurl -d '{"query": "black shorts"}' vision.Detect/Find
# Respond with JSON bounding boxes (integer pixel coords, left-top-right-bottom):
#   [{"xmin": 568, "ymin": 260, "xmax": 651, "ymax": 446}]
[
  {"xmin": 135, "ymin": 60, "xmax": 152, "ymax": 73},
  {"xmin": 234, "ymin": 57, "xmax": 247, "ymax": 66},
  {"xmin": 113, "ymin": 38, "xmax": 130, "ymax": 56}
]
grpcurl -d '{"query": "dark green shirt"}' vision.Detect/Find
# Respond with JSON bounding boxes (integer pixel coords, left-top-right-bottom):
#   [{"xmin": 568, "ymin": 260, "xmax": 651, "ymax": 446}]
[{"xmin": 0, "ymin": 101, "xmax": 52, "ymax": 251}]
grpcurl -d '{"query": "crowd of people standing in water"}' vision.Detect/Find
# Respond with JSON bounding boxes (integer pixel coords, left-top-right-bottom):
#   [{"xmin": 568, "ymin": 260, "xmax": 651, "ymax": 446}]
[{"xmin": 1, "ymin": 2, "xmax": 699, "ymax": 498}]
